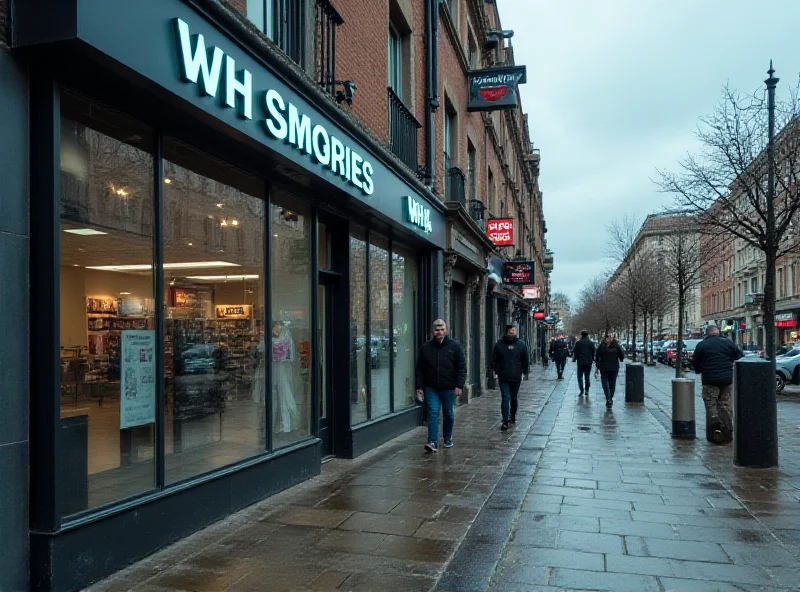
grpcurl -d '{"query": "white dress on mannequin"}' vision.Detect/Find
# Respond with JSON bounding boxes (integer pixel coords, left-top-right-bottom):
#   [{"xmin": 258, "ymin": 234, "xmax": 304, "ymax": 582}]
[{"xmin": 272, "ymin": 326, "xmax": 297, "ymax": 433}]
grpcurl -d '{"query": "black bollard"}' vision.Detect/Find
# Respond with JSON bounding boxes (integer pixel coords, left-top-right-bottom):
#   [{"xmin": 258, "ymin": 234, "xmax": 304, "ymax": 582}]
[
  {"xmin": 625, "ymin": 363, "xmax": 644, "ymax": 403},
  {"xmin": 733, "ymin": 359, "xmax": 778, "ymax": 468}
]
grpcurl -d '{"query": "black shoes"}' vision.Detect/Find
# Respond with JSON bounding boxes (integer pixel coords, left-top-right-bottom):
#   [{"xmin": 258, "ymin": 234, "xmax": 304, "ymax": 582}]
[
  {"xmin": 578, "ymin": 390, "xmax": 584, "ymax": 396},
  {"xmin": 501, "ymin": 421, "xmax": 509, "ymax": 431},
  {"xmin": 605, "ymin": 399, "xmax": 613, "ymax": 408},
  {"xmin": 510, "ymin": 416, "xmax": 516, "ymax": 424}
]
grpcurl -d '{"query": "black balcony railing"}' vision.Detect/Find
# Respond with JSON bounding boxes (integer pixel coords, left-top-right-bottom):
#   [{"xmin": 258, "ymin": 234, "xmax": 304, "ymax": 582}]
[
  {"xmin": 444, "ymin": 155, "xmax": 466, "ymax": 205},
  {"xmin": 315, "ymin": 0, "xmax": 344, "ymax": 96},
  {"xmin": 388, "ymin": 88, "xmax": 422, "ymax": 172}
]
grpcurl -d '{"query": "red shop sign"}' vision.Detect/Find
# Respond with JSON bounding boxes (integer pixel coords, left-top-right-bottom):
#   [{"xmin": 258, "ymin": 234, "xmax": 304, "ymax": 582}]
[
  {"xmin": 486, "ymin": 218, "xmax": 514, "ymax": 246},
  {"xmin": 776, "ymin": 320, "xmax": 796, "ymax": 328}
]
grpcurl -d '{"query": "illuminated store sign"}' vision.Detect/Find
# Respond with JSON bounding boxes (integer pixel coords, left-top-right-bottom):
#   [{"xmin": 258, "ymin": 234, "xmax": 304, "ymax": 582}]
[
  {"xmin": 406, "ymin": 196, "xmax": 432, "ymax": 233},
  {"xmin": 175, "ymin": 18, "xmax": 374, "ymax": 195}
]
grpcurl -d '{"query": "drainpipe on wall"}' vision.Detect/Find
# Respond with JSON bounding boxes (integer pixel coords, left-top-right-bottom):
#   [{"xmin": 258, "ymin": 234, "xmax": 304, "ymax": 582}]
[{"xmin": 424, "ymin": 0, "xmax": 440, "ymax": 190}]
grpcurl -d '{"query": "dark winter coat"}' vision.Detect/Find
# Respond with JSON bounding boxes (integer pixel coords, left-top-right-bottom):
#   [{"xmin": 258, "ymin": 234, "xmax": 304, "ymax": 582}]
[
  {"xmin": 692, "ymin": 335, "xmax": 743, "ymax": 386},
  {"xmin": 596, "ymin": 342, "xmax": 625, "ymax": 372},
  {"xmin": 492, "ymin": 336, "xmax": 530, "ymax": 383},
  {"xmin": 572, "ymin": 337, "xmax": 596, "ymax": 367},
  {"xmin": 549, "ymin": 340, "xmax": 569, "ymax": 361},
  {"xmin": 415, "ymin": 336, "xmax": 467, "ymax": 391}
]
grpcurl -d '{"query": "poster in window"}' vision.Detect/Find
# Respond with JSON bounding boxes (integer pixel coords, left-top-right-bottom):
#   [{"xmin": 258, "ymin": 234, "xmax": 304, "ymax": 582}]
[{"xmin": 120, "ymin": 330, "xmax": 156, "ymax": 429}]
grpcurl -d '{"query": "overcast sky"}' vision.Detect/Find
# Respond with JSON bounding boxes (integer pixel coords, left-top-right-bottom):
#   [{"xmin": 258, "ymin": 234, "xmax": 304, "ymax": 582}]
[{"xmin": 501, "ymin": 0, "xmax": 800, "ymax": 304}]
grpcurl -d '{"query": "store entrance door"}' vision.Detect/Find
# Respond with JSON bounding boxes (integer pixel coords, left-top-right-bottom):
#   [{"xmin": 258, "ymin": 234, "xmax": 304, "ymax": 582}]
[{"xmin": 317, "ymin": 276, "xmax": 337, "ymax": 457}]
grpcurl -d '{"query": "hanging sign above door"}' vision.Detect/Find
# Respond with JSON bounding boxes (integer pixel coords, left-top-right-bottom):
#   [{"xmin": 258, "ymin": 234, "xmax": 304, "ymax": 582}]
[{"xmin": 467, "ymin": 66, "xmax": 527, "ymax": 112}]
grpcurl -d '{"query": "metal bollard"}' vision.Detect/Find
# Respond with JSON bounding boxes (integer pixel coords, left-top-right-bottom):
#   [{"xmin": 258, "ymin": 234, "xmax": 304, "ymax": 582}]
[
  {"xmin": 625, "ymin": 363, "xmax": 645, "ymax": 403},
  {"xmin": 671, "ymin": 378, "xmax": 696, "ymax": 439},
  {"xmin": 733, "ymin": 359, "xmax": 778, "ymax": 468}
]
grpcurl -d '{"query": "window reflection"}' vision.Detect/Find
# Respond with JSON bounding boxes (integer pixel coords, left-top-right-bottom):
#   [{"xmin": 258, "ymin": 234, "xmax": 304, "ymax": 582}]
[
  {"xmin": 271, "ymin": 190, "xmax": 312, "ymax": 447},
  {"xmin": 163, "ymin": 140, "xmax": 266, "ymax": 485},
  {"xmin": 350, "ymin": 228, "xmax": 368, "ymax": 424},
  {"xmin": 370, "ymin": 235, "xmax": 391, "ymax": 418},
  {"xmin": 59, "ymin": 94, "xmax": 156, "ymax": 515},
  {"xmin": 392, "ymin": 245, "xmax": 417, "ymax": 411}
]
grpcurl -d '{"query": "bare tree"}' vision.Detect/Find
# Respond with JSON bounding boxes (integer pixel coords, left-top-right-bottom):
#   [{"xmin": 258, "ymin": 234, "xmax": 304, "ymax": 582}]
[
  {"xmin": 657, "ymin": 68, "xmax": 800, "ymax": 360},
  {"xmin": 660, "ymin": 216, "xmax": 705, "ymax": 376},
  {"xmin": 607, "ymin": 215, "xmax": 648, "ymax": 359},
  {"xmin": 638, "ymin": 256, "xmax": 671, "ymax": 364},
  {"xmin": 572, "ymin": 275, "xmax": 629, "ymax": 339}
]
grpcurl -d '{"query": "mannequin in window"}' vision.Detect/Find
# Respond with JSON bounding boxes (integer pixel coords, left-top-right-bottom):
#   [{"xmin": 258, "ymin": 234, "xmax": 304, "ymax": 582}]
[{"xmin": 272, "ymin": 320, "xmax": 297, "ymax": 433}]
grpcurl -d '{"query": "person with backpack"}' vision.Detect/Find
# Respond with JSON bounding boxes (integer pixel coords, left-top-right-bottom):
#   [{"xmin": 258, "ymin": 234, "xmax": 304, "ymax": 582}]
[
  {"xmin": 572, "ymin": 330, "xmax": 596, "ymax": 397},
  {"xmin": 692, "ymin": 325, "xmax": 742, "ymax": 443},
  {"xmin": 595, "ymin": 335, "xmax": 625, "ymax": 407},
  {"xmin": 549, "ymin": 337, "xmax": 569, "ymax": 379},
  {"xmin": 492, "ymin": 324, "xmax": 529, "ymax": 431}
]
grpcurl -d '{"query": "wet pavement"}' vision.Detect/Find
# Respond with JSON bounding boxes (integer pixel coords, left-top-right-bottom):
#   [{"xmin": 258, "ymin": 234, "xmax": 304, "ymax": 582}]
[{"xmin": 89, "ymin": 363, "xmax": 800, "ymax": 592}]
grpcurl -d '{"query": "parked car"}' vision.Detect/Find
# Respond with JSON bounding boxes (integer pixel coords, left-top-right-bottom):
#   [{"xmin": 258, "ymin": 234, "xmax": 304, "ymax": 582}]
[
  {"xmin": 682, "ymin": 339, "xmax": 703, "ymax": 370},
  {"xmin": 776, "ymin": 346, "xmax": 800, "ymax": 392},
  {"xmin": 658, "ymin": 340, "xmax": 675, "ymax": 364}
]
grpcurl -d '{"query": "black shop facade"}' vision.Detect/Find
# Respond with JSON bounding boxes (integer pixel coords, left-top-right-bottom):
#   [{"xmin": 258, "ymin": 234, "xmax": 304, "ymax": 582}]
[{"xmin": 12, "ymin": 0, "xmax": 445, "ymax": 588}]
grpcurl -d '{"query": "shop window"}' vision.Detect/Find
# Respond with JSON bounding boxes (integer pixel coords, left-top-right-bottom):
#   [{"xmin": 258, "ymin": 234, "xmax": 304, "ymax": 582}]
[
  {"xmin": 350, "ymin": 227, "xmax": 368, "ymax": 424},
  {"xmin": 163, "ymin": 140, "xmax": 267, "ymax": 484},
  {"xmin": 392, "ymin": 245, "xmax": 417, "ymax": 411},
  {"xmin": 270, "ymin": 190, "xmax": 313, "ymax": 448},
  {"xmin": 370, "ymin": 234, "xmax": 391, "ymax": 418},
  {"xmin": 59, "ymin": 94, "xmax": 157, "ymax": 515}
]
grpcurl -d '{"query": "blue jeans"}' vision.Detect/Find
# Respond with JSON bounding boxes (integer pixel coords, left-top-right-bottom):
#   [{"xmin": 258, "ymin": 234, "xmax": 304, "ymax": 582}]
[
  {"xmin": 499, "ymin": 381, "xmax": 521, "ymax": 422},
  {"xmin": 424, "ymin": 387, "xmax": 455, "ymax": 443}
]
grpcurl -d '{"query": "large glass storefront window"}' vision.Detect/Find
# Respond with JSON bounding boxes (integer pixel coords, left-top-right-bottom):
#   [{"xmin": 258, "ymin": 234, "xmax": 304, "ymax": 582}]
[
  {"xmin": 369, "ymin": 235, "xmax": 391, "ymax": 418},
  {"xmin": 163, "ymin": 140, "xmax": 266, "ymax": 484},
  {"xmin": 350, "ymin": 228, "xmax": 368, "ymax": 424},
  {"xmin": 59, "ymin": 94, "xmax": 156, "ymax": 514},
  {"xmin": 392, "ymin": 245, "xmax": 417, "ymax": 411},
  {"xmin": 271, "ymin": 190, "xmax": 313, "ymax": 448}
]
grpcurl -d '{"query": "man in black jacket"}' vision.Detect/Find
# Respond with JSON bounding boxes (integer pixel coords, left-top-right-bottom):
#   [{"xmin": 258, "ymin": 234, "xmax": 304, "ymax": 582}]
[
  {"xmin": 693, "ymin": 326, "xmax": 742, "ymax": 443},
  {"xmin": 549, "ymin": 337, "xmax": 569, "ymax": 379},
  {"xmin": 492, "ymin": 324, "xmax": 529, "ymax": 431},
  {"xmin": 572, "ymin": 330, "xmax": 596, "ymax": 396},
  {"xmin": 416, "ymin": 319, "xmax": 466, "ymax": 452}
]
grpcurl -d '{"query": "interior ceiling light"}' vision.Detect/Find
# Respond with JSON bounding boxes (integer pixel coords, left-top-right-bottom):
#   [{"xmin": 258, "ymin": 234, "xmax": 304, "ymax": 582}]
[
  {"xmin": 186, "ymin": 275, "xmax": 260, "ymax": 281},
  {"xmin": 231, "ymin": 219, "xmax": 239, "ymax": 226},
  {"xmin": 216, "ymin": 203, "xmax": 224, "ymax": 208},
  {"xmin": 220, "ymin": 219, "xmax": 228, "ymax": 227},
  {"xmin": 119, "ymin": 291, "xmax": 132, "ymax": 295},
  {"xmin": 64, "ymin": 228, "xmax": 108, "ymax": 236},
  {"xmin": 164, "ymin": 178, "xmax": 172, "ymax": 184},
  {"xmin": 86, "ymin": 261, "xmax": 241, "ymax": 272},
  {"xmin": 116, "ymin": 188, "xmax": 128, "ymax": 197}
]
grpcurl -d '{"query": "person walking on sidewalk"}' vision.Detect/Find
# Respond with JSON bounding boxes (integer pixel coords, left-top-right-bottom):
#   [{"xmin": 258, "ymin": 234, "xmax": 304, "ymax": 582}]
[
  {"xmin": 492, "ymin": 324, "xmax": 530, "ymax": 431},
  {"xmin": 595, "ymin": 335, "xmax": 625, "ymax": 407},
  {"xmin": 572, "ymin": 330, "xmax": 596, "ymax": 397},
  {"xmin": 549, "ymin": 337, "xmax": 569, "ymax": 379},
  {"xmin": 415, "ymin": 319, "xmax": 466, "ymax": 453},
  {"xmin": 692, "ymin": 325, "xmax": 742, "ymax": 444}
]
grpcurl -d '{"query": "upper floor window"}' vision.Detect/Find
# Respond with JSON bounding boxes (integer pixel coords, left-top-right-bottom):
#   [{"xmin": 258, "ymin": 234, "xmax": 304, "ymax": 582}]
[
  {"xmin": 467, "ymin": 28, "xmax": 478, "ymax": 70},
  {"xmin": 488, "ymin": 168, "xmax": 496, "ymax": 215},
  {"xmin": 467, "ymin": 141, "xmax": 477, "ymax": 202},
  {"xmin": 388, "ymin": 25, "xmax": 403, "ymax": 99},
  {"xmin": 246, "ymin": 0, "xmax": 310, "ymax": 67}
]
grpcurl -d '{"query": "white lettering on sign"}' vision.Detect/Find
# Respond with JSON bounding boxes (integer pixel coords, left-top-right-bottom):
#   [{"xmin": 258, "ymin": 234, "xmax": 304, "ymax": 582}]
[
  {"xmin": 175, "ymin": 18, "xmax": 374, "ymax": 196},
  {"xmin": 406, "ymin": 196, "xmax": 433, "ymax": 233},
  {"xmin": 486, "ymin": 218, "xmax": 514, "ymax": 246}
]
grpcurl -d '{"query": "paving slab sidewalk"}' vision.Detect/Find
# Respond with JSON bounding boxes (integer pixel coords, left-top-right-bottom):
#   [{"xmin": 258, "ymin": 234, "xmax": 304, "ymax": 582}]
[
  {"xmin": 463, "ymin": 363, "xmax": 800, "ymax": 592},
  {"xmin": 87, "ymin": 366, "xmax": 563, "ymax": 592}
]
